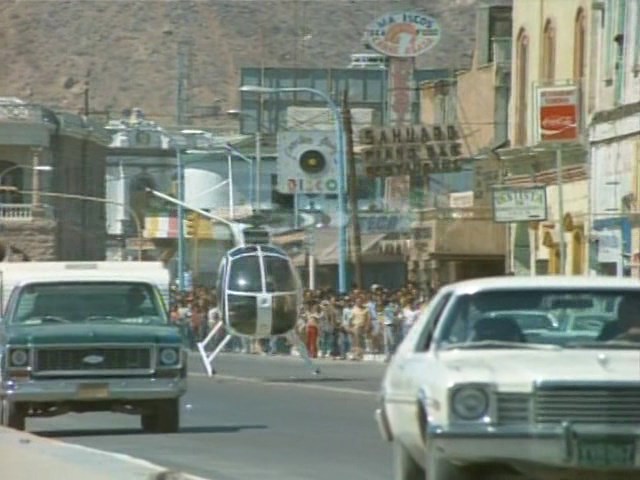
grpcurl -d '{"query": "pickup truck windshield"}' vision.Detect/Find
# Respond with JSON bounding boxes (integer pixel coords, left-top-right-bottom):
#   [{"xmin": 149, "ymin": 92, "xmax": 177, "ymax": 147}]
[{"xmin": 8, "ymin": 281, "xmax": 169, "ymax": 325}]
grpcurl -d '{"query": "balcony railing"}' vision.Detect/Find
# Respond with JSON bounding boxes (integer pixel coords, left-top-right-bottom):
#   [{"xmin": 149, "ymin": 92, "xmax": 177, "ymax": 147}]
[
  {"xmin": 0, "ymin": 203, "xmax": 36, "ymax": 220},
  {"xmin": 492, "ymin": 37, "xmax": 512, "ymax": 68},
  {"xmin": 0, "ymin": 203, "xmax": 55, "ymax": 221}
]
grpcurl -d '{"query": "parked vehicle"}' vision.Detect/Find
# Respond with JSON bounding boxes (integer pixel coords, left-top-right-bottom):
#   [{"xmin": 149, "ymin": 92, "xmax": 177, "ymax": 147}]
[{"xmin": 0, "ymin": 261, "xmax": 186, "ymax": 433}]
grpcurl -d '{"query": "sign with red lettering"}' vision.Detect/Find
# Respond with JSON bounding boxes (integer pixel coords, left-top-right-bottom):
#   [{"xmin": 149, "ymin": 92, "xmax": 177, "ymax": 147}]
[{"xmin": 536, "ymin": 86, "xmax": 580, "ymax": 143}]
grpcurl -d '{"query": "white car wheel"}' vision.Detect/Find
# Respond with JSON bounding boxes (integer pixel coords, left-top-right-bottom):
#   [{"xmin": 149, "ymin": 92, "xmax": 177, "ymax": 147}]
[{"xmin": 393, "ymin": 441, "xmax": 423, "ymax": 480}]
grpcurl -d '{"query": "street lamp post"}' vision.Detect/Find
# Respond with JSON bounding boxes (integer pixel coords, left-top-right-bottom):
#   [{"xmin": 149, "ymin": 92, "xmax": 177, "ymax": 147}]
[
  {"xmin": 18, "ymin": 190, "xmax": 144, "ymax": 261},
  {"xmin": 239, "ymin": 85, "xmax": 348, "ymax": 293},
  {"xmin": 176, "ymin": 147, "xmax": 186, "ymax": 291},
  {"xmin": 227, "ymin": 109, "xmax": 262, "ymax": 212},
  {"xmin": 224, "ymin": 143, "xmax": 255, "ymax": 213}
]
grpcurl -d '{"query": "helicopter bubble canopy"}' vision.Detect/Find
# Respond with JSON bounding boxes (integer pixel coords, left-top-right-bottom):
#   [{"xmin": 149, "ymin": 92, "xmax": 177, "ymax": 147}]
[{"xmin": 217, "ymin": 244, "xmax": 302, "ymax": 338}]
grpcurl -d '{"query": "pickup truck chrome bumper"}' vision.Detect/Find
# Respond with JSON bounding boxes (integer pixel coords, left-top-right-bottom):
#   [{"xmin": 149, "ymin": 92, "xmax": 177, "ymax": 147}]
[
  {"xmin": 427, "ymin": 423, "xmax": 640, "ymax": 471},
  {"xmin": 1, "ymin": 376, "xmax": 186, "ymax": 402}
]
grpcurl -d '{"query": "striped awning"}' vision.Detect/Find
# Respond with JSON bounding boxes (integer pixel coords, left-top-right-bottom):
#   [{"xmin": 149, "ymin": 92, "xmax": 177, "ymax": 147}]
[
  {"xmin": 144, "ymin": 215, "xmax": 179, "ymax": 239},
  {"xmin": 144, "ymin": 215, "xmax": 223, "ymax": 240}
]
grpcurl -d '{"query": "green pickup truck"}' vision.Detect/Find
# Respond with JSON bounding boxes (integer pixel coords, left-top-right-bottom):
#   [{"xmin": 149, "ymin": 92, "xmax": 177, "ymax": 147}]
[{"xmin": 0, "ymin": 261, "xmax": 186, "ymax": 433}]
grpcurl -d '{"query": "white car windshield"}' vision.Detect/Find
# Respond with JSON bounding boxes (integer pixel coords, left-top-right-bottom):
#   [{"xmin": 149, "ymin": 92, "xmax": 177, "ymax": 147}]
[{"xmin": 437, "ymin": 289, "xmax": 640, "ymax": 350}]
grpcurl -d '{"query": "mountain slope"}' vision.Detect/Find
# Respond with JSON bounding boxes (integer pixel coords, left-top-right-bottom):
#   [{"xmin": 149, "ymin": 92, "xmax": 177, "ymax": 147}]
[{"xmin": 0, "ymin": 0, "xmax": 479, "ymax": 124}]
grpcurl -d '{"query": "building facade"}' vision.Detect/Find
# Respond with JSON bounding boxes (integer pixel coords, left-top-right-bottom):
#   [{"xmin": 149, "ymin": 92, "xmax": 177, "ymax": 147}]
[
  {"xmin": 0, "ymin": 98, "xmax": 111, "ymax": 261},
  {"xmin": 496, "ymin": 0, "xmax": 593, "ymax": 275},
  {"xmin": 588, "ymin": 0, "xmax": 640, "ymax": 277},
  {"xmin": 408, "ymin": 1, "xmax": 512, "ymax": 289}
]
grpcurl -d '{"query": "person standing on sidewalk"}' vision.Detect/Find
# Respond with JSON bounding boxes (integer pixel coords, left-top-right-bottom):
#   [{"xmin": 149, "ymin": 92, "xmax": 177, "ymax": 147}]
[
  {"xmin": 382, "ymin": 297, "xmax": 400, "ymax": 362},
  {"xmin": 305, "ymin": 301, "xmax": 321, "ymax": 358},
  {"xmin": 350, "ymin": 295, "xmax": 371, "ymax": 361},
  {"xmin": 339, "ymin": 296, "xmax": 353, "ymax": 359}
]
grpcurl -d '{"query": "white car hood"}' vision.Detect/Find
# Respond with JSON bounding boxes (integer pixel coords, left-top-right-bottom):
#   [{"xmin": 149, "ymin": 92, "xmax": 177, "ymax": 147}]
[{"xmin": 438, "ymin": 349, "xmax": 640, "ymax": 391}]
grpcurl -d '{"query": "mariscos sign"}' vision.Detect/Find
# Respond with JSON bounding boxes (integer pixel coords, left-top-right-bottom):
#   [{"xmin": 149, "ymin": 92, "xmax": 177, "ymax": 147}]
[
  {"xmin": 536, "ymin": 86, "xmax": 580, "ymax": 143},
  {"xmin": 364, "ymin": 11, "xmax": 441, "ymax": 58}
]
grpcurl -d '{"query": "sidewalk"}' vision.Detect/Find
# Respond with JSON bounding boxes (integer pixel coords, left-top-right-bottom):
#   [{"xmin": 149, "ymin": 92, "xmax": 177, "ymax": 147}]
[{"xmin": 0, "ymin": 426, "xmax": 209, "ymax": 480}]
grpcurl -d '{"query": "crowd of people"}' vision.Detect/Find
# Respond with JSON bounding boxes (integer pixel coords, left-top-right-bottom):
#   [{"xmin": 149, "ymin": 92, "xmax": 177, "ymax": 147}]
[{"xmin": 168, "ymin": 282, "xmax": 433, "ymax": 362}]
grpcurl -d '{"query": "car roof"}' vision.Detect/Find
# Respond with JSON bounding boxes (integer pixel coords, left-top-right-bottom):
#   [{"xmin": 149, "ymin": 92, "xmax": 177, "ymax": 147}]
[{"xmin": 439, "ymin": 275, "xmax": 640, "ymax": 295}]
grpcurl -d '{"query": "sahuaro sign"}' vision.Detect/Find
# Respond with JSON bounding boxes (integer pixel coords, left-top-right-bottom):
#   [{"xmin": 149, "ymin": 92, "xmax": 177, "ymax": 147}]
[
  {"xmin": 364, "ymin": 11, "xmax": 441, "ymax": 58},
  {"xmin": 492, "ymin": 186, "xmax": 548, "ymax": 223},
  {"xmin": 536, "ymin": 86, "xmax": 580, "ymax": 143},
  {"xmin": 358, "ymin": 124, "xmax": 464, "ymax": 177}
]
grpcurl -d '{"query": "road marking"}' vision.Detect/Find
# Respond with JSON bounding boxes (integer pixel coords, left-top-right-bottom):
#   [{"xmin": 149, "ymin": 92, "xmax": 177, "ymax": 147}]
[{"xmin": 189, "ymin": 372, "xmax": 377, "ymax": 397}]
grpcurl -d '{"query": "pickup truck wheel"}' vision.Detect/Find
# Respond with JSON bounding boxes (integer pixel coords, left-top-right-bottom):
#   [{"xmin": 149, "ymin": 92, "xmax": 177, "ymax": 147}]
[
  {"xmin": 140, "ymin": 413, "xmax": 157, "ymax": 433},
  {"xmin": 0, "ymin": 398, "xmax": 25, "ymax": 431},
  {"xmin": 141, "ymin": 399, "xmax": 180, "ymax": 433},
  {"xmin": 393, "ymin": 441, "xmax": 423, "ymax": 480},
  {"xmin": 155, "ymin": 398, "xmax": 180, "ymax": 433}
]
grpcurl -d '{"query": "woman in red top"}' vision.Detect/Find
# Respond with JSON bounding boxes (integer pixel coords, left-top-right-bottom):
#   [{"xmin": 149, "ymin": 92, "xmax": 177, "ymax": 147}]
[{"xmin": 305, "ymin": 302, "xmax": 320, "ymax": 358}]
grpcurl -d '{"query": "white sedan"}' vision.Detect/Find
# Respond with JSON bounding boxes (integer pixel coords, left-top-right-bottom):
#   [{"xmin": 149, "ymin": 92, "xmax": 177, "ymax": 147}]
[{"xmin": 375, "ymin": 276, "xmax": 640, "ymax": 480}]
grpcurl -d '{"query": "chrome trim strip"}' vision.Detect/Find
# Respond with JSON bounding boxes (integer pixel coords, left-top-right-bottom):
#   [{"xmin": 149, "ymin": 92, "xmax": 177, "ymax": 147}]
[{"xmin": 375, "ymin": 407, "xmax": 394, "ymax": 442}]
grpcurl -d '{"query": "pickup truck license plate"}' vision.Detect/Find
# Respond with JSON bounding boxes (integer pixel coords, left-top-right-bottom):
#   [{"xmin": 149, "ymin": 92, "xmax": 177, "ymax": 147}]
[
  {"xmin": 76, "ymin": 383, "xmax": 109, "ymax": 399},
  {"xmin": 577, "ymin": 438, "xmax": 636, "ymax": 468}
]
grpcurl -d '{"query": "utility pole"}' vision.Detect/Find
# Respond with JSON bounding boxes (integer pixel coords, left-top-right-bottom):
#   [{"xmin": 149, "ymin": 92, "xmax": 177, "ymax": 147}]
[
  {"xmin": 83, "ymin": 68, "xmax": 91, "ymax": 117},
  {"xmin": 342, "ymin": 90, "xmax": 363, "ymax": 288},
  {"xmin": 176, "ymin": 41, "xmax": 191, "ymax": 125}
]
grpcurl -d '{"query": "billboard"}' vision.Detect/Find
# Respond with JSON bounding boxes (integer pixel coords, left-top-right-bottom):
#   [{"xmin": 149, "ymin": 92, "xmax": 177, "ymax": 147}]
[
  {"xmin": 536, "ymin": 86, "xmax": 580, "ymax": 143},
  {"xmin": 492, "ymin": 186, "xmax": 547, "ymax": 223},
  {"xmin": 364, "ymin": 11, "xmax": 441, "ymax": 58},
  {"xmin": 276, "ymin": 130, "xmax": 337, "ymax": 195},
  {"xmin": 359, "ymin": 124, "xmax": 464, "ymax": 177}
]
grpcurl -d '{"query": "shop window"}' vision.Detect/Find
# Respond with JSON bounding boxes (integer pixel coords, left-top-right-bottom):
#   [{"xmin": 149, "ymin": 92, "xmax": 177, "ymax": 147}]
[
  {"xmin": 573, "ymin": 8, "xmax": 586, "ymax": 117},
  {"xmin": 613, "ymin": 0, "xmax": 627, "ymax": 105},
  {"xmin": 541, "ymin": 19, "xmax": 556, "ymax": 82},
  {"xmin": 573, "ymin": 9, "xmax": 586, "ymax": 81},
  {"xmin": 514, "ymin": 29, "xmax": 529, "ymax": 146}
]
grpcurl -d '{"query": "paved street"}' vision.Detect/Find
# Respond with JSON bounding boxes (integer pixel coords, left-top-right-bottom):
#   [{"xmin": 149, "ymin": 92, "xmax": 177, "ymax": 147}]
[{"xmin": 26, "ymin": 353, "xmax": 391, "ymax": 480}]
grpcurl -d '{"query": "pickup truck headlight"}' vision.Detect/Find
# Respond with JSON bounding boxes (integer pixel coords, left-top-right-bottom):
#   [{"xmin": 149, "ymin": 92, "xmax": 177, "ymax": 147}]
[
  {"xmin": 9, "ymin": 348, "xmax": 29, "ymax": 368},
  {"xmin": 451, "ymin": 386, "xmax": 489, "ymax": 421},
  {"xmin": 158, "ymin": 347, "xmax": 180, "ymax": 367}
]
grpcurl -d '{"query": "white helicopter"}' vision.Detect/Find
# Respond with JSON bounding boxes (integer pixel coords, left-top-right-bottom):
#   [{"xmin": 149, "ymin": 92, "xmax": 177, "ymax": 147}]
[
  {"xmin": 146, "ymin": 188, "xmax": 321, "ymax": 377},
  {"xmin": 197, "ymin": 243, "xmax": 321, "ymax": 377}
]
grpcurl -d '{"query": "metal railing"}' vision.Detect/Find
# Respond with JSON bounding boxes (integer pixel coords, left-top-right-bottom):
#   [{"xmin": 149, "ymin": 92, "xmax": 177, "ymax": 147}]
[
  {"xmin": 0, "ymin": 203, "xmax": 57, "ymax": 221},
  {"xmin": 0, "ymin": 203, "xmax": 36, "ymax": 220}
]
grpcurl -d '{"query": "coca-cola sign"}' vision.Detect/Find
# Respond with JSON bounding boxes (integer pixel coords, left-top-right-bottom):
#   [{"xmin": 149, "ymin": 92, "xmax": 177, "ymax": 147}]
[{"xmin": 537, "ymin": 86, "xmax": 580, "ymax": 142}]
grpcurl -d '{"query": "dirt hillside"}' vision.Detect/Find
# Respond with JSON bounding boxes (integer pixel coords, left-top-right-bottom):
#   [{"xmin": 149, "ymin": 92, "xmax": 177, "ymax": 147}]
[{"xmin": 0, "ymin": 0, "xmax": 479, "ymax": 125}]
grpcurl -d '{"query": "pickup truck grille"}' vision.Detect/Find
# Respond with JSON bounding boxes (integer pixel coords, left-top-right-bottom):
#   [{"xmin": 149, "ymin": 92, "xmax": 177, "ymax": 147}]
[
  {"xmin": 534, "ymin": 385, "xmax": 640, "ymax": 424},
  {"xmin": 34, "ymin": 347, "xmax": 153, "ymax": 376},
  {"xmin": 496, "ymin": 392, "xmax": 530, "ymax": 424}
]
